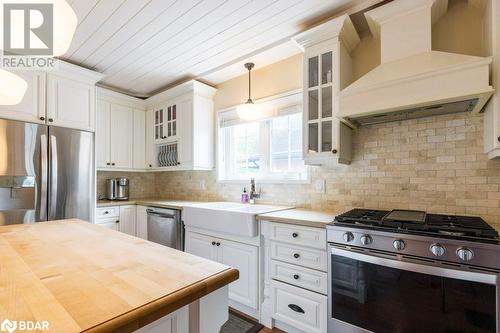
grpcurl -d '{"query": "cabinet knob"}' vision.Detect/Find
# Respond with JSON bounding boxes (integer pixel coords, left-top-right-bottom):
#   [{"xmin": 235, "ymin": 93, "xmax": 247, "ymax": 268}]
[
  {"xmin": 115, "ymin": 220, "xmax": 119, "ymax": 223},
  {"xmin": 149, "ymin": 164, "xmax": 152, "ymax": 168},
  {"xmin": 497, "ymin": 136, "xmax": 500, "ymax": 142},
  {"xmin": 293, "ymin": 274, "xmax": 300, "ymax": 280},
  {"xmin": 212, "ymin": 241, "xmax": 216, "ymax": 246},
  {"xmin": 48, "ymin": 118, "xmax": 53, "ymax": 122},
  {"xmin": 39, "ymin": 116, "xmax": 45, "ymax": 121},
  {"xmin": 292, "ymin": 232, "xmax": 298, "ymax": 238},
  {"xmin": 106, "ymin": 163, "xmax": 111, "ymax": 166},
  {"xmin": 293, "ymin": 253, "xmax": 300, "ymax": 259},
  {"xmin": 216, "ymin": 242, "xmax": 221, "ymax": 246},
  {"xmin": 332, "ymin": 149, "xmax": 338, "ymax": 154},
  {"xmin": 111, "ymin": 163, "xmax": 115, "ymax": 166},
  {"xmin": 103, "ymin": 211, "xmax": 109, "ymax": 215}
]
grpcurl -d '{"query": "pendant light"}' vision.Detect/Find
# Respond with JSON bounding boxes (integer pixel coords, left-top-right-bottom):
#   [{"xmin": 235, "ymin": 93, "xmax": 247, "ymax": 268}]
[
  {"xmin": 0, "ymin": 69, "xmax": 28, "ymax": 105},
  {"xmin": 237, "ymin": 63, "xmax": 263, "ymax": 120}
]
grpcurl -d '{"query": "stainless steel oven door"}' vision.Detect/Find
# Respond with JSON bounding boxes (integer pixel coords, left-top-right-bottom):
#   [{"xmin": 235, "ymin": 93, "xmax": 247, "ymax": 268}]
[{"xmin": 328, "ymin": 245, "xmax": 499, "ymax": 333}]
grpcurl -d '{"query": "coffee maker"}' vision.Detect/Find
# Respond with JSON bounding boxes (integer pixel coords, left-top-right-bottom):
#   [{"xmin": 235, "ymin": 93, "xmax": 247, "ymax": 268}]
[{"xmin": 106, "ymin": 177, "xmax": 129, "ymax": 200}]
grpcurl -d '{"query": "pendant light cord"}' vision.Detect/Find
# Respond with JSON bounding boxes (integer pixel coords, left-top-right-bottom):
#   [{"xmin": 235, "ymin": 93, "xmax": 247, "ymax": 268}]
[{"xmin": 248, "ymin": 66, "xmax": 251, "ymax": 102}]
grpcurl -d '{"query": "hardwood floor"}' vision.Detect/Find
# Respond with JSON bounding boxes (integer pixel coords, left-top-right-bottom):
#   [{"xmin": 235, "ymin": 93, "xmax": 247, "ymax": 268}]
[
  {"xmin": 229, "ymin": 308, "xmax": 286, "ymax": 333},
  {"xmin": 258, "ymin": 327, "xmax": 286, "ymax": 333}
]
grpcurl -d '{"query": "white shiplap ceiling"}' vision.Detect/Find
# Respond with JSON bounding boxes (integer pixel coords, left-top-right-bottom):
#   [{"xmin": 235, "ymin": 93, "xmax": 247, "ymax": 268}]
[{"xmin": 63, "ymin": 0, "xmax": 355, "ymax": 97}]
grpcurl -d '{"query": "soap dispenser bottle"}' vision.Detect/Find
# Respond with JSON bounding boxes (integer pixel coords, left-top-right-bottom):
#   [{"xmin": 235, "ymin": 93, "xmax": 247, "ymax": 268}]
[{"xmin": 241, "ymin": 188, "xmax": 249, "ymax": 203}]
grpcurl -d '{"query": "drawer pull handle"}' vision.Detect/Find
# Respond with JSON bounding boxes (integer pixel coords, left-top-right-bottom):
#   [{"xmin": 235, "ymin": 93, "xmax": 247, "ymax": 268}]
[
  {"xmin": 288, "ymin": 304, "xmax": 305, "ymax": 314},
  {"xmin": 292, "ymin": 232, "xmax": 298, "ymax": 238},
  {"xmin": 293, "ymin": 253, "xmax": 300, "ymax": 259},
  {"xmin": 293, "ymin": 274, "xmax": 300, "ymax": 280}
]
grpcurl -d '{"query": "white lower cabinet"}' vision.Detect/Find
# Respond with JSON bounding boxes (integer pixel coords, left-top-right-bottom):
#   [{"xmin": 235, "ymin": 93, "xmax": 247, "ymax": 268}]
[
  {"xmin": 136, "ymin": 205, "xmax": 148, "ymax": 240},
  {"xmin": 262, "ymin": 221, "xmax": 328, "ymax": 333},
  {"xmin": 95, "ymin": 205, "xmax": 139, "ymax": 237},
  {"xmin": 135, "ymin": 306, "xmax": 188, "ymax": 333},
  {"xmin": 119, "ymin": 205, "xmax": 137, "ymax": 236},
  {"xmin": 185, "ymin": 230, "xmax": 259, "ymax": 314},
  {"xmin": 219, "ymin": 238, "xmax": 258, "ymax": 309}
]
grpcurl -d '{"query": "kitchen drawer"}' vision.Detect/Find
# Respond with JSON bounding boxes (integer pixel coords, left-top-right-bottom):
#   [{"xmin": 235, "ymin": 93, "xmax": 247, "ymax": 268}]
[
  {"xmin": 95, "ymin": 217, "xmax": 120, "ymax": 229},
  {"xmin": 271, "ymin": 241, "xmax": 327, "ymax": 272},
  {"xmin": 270, "ymin": 259, "xmax": 327, "ymax": 295},
  {"xmin": 96, "ymin": 206, "xmax": 119, "ymax": 219},
  {"xmin": 271, "ymin": 280, "xmax": 327, "ymax": 333},
  {"xmin": 267, "ymin": 222, "xmax": 326, "ymax": 250}
]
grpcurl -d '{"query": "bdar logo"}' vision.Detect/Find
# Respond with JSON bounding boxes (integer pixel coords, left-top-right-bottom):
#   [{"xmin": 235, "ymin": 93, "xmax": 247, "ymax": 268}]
[{"xmin": 0, "ymin": 319, "xmax": 17, "ymax": 333}]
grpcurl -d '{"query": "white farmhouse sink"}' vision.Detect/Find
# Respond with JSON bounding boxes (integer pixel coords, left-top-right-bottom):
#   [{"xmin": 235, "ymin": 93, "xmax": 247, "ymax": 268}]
[{"xmin": 183, "ymin": 202, "xmax": 293, "ymax": 237}]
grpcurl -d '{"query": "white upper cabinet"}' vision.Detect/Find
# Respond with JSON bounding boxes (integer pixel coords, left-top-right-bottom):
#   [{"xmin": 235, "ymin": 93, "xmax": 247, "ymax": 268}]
[
  {"xmin": 0, "ymin": 62, "xmax": 102, "ymax": 130},
  {"xmin": 110, "ymin": 104, "xmax": 134, "ymax": 169},
  {"xmin": 96, "ymin": 88, "xmax": 146, "ymax": 170},
  {"xmin": 46, "ymin": 74, "xmax": 95, "ymax": 131},
  {"xmin": 293, "ymin": 15, "xmax": 359, "ymax": 166},
  {"xmin": 145, "ymin": 80, "xmax": 217, "ymax": 171},
  {"xmin": 0, "ymin": 71, "xmax": 46, "ymax": 124}
]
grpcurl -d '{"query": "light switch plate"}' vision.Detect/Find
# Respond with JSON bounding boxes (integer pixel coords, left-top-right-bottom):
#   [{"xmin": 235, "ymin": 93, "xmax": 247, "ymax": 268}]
[{"xmin": 314, "ymin": 179, "xmax": 326, "ymax": 193}]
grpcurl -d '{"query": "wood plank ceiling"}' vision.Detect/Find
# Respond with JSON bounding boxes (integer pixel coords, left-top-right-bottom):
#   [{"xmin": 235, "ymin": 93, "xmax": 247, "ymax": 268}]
[{"xmin": 63, "ymin": 0, "xmax": 355, "ymax": 97}]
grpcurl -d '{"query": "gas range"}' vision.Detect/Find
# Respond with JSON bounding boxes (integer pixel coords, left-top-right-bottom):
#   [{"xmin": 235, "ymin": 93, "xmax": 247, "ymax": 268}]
[
  {"xmin": 327, "ymin": 209, "xmax": 500, "ymax": 333},
  {"xmin": 327, "ymin": 208, "xmax": 500, "ymax": 269}
]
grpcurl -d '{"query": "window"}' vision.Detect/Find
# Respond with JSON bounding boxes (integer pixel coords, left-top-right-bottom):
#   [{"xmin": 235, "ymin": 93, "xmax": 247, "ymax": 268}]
[{"xmin": 218, "ymin": 95, "xmax": 308, "ymax": 182}]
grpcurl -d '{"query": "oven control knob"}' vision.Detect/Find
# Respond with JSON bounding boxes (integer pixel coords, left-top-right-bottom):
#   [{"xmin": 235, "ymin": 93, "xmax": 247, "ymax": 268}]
[
  {"xmin": 342, "ymin": 232, "xmax": 354, "ymax": 243},
  {"xmin": 360, "ymin": 235, "xmax": 372, "ymax": 245},
  {"xmin": 456, "ymin": 247, "xmax": 474, "ymax": 261},
  {"xmin": 393, "ymin": 239, "xmax": 406, "ymax": 251},
  {"xmin": 430, "ymin": 244, "xmax": 445, "ymax": 257}
]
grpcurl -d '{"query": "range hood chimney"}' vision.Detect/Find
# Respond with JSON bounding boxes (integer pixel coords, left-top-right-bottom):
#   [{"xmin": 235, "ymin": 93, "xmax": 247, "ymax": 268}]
[{"xmin": 338, "ymin": 0, "xmax": 493, "ymax": 126}]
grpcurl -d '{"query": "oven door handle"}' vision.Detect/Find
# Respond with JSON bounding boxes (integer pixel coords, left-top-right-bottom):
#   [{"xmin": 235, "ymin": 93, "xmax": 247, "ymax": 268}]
[{"xmin": 331, "ymin": 246, "xmax": 498, "ymax": 285}]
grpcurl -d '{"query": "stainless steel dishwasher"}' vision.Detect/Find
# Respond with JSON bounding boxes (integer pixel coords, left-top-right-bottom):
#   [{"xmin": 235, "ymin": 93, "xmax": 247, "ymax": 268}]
[{"xmin": 146, "ymin": 207, "xmax": 183, "ymax": 250}]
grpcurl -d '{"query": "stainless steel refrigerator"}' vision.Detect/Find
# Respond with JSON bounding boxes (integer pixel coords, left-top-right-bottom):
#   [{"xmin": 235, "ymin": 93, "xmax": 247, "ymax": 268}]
[{"xmin": 0, "ymin": 119, "xmax": 94, "ymax": 225}]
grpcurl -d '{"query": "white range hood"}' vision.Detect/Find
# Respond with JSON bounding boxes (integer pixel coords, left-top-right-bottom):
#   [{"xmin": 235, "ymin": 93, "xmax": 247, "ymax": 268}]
[{"xmin": 338, "ymin": 0, "xmax": 494, "ymax": 126}]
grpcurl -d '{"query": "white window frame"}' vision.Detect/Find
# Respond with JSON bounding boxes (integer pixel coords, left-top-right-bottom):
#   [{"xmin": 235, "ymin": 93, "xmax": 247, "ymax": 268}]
[{"xmin": 216, "ymin": 90, "xmax": 310, "ymax": 184}]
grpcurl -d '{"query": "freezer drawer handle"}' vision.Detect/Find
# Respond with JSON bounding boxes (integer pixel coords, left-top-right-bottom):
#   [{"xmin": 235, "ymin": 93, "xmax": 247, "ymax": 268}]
[{"xmin": 288, "ymin": 304, "xmax": 305, "ymax": 314}]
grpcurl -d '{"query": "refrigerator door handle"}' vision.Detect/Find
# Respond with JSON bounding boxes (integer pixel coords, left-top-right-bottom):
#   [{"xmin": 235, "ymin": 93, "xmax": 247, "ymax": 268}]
[
  {"xmin": 40, "ymin": 134, "xmax": 48, "ymax": 221},
  {"xmin": 49, "ymin": 135, "xmax": 58, "ymax": 220}
]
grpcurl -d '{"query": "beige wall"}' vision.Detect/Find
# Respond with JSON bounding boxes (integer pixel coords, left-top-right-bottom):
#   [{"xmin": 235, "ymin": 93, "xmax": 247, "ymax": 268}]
[{"xmin": 213, "ymin": 54, "xmax": 303, "ymax": 110}]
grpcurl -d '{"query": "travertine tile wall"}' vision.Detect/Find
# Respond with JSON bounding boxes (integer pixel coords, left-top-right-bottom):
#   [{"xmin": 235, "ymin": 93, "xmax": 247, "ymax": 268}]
[
  {"xmin": 98, "ymin": 112, "xmax": 500, "ymax": 231},
  {"xmin": 96, "ymin": 171, "xmax": 156, "ymax": 199}
]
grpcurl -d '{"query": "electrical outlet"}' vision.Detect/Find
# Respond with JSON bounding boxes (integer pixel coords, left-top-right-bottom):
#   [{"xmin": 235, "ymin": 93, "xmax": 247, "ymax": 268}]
[
  {"xmin": 199, "ymin": 179, "xmax": 207, "ymax": 190},
  {"xmin": 314, "ymin": 179, "xmax": 326, "ymax": 193}
]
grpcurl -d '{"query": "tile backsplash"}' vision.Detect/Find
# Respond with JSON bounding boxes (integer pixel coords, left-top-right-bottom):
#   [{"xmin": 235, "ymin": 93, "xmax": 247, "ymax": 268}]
[{"xmin": 98, "ymin": 112, "xmax": 500, "ymax": 231}]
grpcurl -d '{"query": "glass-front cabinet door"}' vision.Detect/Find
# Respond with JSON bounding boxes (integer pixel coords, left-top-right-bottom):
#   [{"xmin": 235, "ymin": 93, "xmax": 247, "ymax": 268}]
[
  {"xmin": 153, "ymin": 102, "xmax": 178, "ymax": 144},
  {"xmin": 305, "ymin": 47, "xmax": 337, "ymax": 161}
]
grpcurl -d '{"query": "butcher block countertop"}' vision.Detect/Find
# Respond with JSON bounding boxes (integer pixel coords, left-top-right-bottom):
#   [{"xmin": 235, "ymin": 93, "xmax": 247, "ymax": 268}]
[
  {"xmin": 0, "ymin": 219, "xmax": 238, "ymax": 333},
  {"xmin": 257, "ymin": 209, "xmax": 336, "ymax": 228}
]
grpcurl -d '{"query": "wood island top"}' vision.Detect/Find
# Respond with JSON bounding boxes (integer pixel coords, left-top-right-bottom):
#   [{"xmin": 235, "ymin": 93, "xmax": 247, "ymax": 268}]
[{"xmin": 0, "ymin": 219, "xmax": 238, "ymax": 333}]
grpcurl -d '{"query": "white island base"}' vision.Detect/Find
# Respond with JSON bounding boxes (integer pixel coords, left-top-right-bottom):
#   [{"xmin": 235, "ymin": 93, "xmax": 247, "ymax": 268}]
[{"xmin": 137, "ymin": 286, "xmax": 229, "ymax": 333}]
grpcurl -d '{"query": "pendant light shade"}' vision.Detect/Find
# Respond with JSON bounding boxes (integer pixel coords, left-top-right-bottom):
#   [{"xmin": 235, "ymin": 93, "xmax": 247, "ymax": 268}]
[
  {"xmin": 237, "ymin": 62, "xmax": 263, "ymax": 120},
  {"xmin": 8, "ymin": 0, "xmax": 78, "ymax": 56},
  {"xmin": 0, "ymin": 69, "xmax": 28, "ymax": 105}
]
